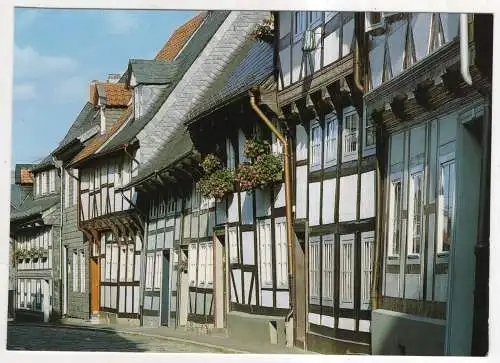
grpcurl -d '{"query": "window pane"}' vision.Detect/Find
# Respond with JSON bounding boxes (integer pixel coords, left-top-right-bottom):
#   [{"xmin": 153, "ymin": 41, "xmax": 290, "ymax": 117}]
[
  {"xmin": 409, "ymin": 171, "xmax": 423, "ymax": 255},
  {"xmin": 390, "ymin": 180, "xmax": 402, "ymax": 256},
  {"xmin": 440, "ymin": 161, "xmax": 455, "ymax": 252}
]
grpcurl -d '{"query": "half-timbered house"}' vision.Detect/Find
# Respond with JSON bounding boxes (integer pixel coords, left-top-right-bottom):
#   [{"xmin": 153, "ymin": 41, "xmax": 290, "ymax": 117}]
[
  {"xmin": 10, "ymin": 158, "xmax": 60, "ymax": 322},
  {"xmin": 108, "ymin": 11, "xmax": 270, "ymax": 330},
  {"xmin": 364, "ymin": 12, "xmax": 492, "ymax": 356},
  {"xmin": 51, "ymin": 101, "xmax": 101, "ymax": 320},
  {"xmin": 67, "ymin": 79, "xmax": 139, "ymax": 324},
  {"xmin": 276, "ymin": 11, "xmax": 374, "ymax": 354}
]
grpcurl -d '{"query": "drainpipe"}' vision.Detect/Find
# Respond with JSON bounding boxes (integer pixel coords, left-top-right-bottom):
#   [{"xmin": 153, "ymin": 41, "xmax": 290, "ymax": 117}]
[
  {"xmin": 354, "ymin": 12, "xmax": 364, "ymax": 92},
  {"xmin": 52, "ymin": 156, "xmax": 64, "ymax": 318},
  {"xmin": 249, "ymin": 91, "xmax": 295, "ymax": 347},
  {"xmin": 460, "ymin": 14, "xmax": 473, "ymax": 86}
]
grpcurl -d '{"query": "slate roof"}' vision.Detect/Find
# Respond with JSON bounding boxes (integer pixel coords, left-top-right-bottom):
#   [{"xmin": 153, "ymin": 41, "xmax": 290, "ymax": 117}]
[
  {"xmin": 130, "ymin": 40, "xmax": 274, "ymax": 187},
  {"xmin": 100, "ymin": 11, "xmax": 230, "ymax": 154},
  {"xmin": 30, "ymin": 154, "xmax": 55, "ymax": 172},
  {"xmin": 131, "ymin": 123, "xmax": 194, "ymax": 186},
  {"xmin": 187, "ymin": 40, "xmax": 274, "ymax": 123},
  {"xmin": 129, "ymin": 59, "xmax": 177, "ymax": 85},
  {"xmin": 52, "ymin": 102, "xmax": 100, "ymax": 156},
  {"xmin": 155, "ymin": 12, "xmax": 207, "ymax": 61},
  {"xmin": 10, "ymin": 184, "xmax": 31, "ymax": 210},
  {"xmin": 10, "ymin": 194, "xmax": 59, "ymax": 222}
]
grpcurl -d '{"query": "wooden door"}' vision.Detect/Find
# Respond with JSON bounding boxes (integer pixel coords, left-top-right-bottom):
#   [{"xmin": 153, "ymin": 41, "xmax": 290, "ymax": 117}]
[
  {"xmin": 90, "ymin": 257, "xmax": 100, "ymax": 313},
  {"xmin": 161, "ymin": 250, "xmax": 170, "ymax": 326}
]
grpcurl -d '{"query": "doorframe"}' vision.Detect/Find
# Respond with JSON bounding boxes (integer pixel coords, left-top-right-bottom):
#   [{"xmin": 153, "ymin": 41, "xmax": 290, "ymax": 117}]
[{"xmin": 159, "ymin": 249, "xmax": 171, "ymax": 326}]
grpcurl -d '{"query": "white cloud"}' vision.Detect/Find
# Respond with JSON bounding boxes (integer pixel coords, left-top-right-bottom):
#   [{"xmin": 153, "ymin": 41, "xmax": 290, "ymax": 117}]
[
  {"xmin": 106, "ymin": 12, "xmax": 138, "ymax": 35},
  {"xmin": 14, "ymin": 45, "xmax": 78, "ymax": 79},
  {"xmin": 13, "ymin": 83, "xmax": 36, "ymax": 100}
]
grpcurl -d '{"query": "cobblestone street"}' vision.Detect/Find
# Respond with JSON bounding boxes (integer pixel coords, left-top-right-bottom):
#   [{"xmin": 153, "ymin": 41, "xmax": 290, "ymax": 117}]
[{"xmin": 7, "ymin": 324, "xmax": 228, "ymax": 353}]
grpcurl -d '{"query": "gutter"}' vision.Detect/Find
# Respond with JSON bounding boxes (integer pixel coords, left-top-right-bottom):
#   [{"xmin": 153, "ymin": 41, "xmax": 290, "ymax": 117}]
[
  {"xmin": 460, "ymin": 14, "xmax": 473, "ymax": 86},
  {"xmin": 249, "ymin": 90, "xmax": 295, "ymax": 347}
]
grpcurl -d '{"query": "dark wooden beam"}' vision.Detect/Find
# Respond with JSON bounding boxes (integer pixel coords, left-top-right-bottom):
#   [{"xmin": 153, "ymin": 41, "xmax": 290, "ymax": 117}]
[
  {"xmin": 414, "ymin": 78, "xmax": 435, "ymax": 110},
  {"xmin": 390, "ymin": 93, "xmax": 410, "ymax": 120}
]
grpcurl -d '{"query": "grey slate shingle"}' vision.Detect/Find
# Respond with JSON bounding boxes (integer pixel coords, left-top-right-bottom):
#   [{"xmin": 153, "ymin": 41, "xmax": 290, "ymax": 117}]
[
  {"xmin": 10, "ymin": 194, "xmax": 59, "ymax": 221},
  {"xmin": 100, "ymin": 11, "xmax": 230, "ymax": 154},
  {"xmin": 129, "ymin": 60, "xmax": 177, "ymax": 85}
]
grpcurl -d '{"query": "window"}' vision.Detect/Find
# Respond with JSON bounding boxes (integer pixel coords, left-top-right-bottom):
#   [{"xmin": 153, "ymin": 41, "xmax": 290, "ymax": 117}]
[
  {"xmin": 339, "ymin": 235, "xmax": 354, "ymax": 308},
  {"xmin": 154, "ymin": 251, "xmax": 162, "ymax": 289},
  {"xmin": 366, "ymin": 12, "xmax": 383, "ymax": 31},
  {"xmin": 361, "ymin": 232, "xmax": 374, "ymax": 310},
  {"xmin": 64, "ymin": 170, "xmax": 70, "ymax": 208},
  {"xmin": 226, "ymin": 138, "xmax": 236, "ymax": 170},
  {"xmin": 258, "ymin": 219, "xmax": 273, "ymax": 288},
  {"xmin": 407, "ymin": 169, "xmax": 424, "ymax": 256},
  {"xmin": 49, "ymin": 169, "xmax": 56, "ymax": 192},
  {"xmin": 111, "ymin": 244, "xmax": 118, "ymax": 282},
  {"xmin": 429, "ymin": 13, "xmax": 445, "ymax": 53},
  {"xmin": 309, "ymin": 237, "xmax": 320, "ymax": 304},
  {"xmin": 228, "ymin": 226, "xmax": 239, "ymax": 263},
  {"xmin": 145, "ymin": 254, "xmax": 154, "ymax": 290},
  {"xmin": 272, "ymin": 121, "xmax": 283, "ymax": 155},
  {"xmin": 80, "ymin": 250, "xmax": 86, "ymax": 292},
  {"xmin": 308, "ymin": 11, "xmax": 322, "ymax": 27},
  {"xmin": 322, "ymin": 235, "xmax": 334, "ymax": 303},
  {"xmin": 20, "ymin": 280, "xmax": 25, "ymax": 308},
  {"xmin": 41, "ymin": 171, "xmax": 48, "ymax": 195},
  {"xmin": 188, "ymin": 243, "xmax": 197, "ymax": 286},
  {"xmin": 72, "ymin": 250, "xmax": 79, "ymax": 292},
  {"xmin": 127, "ymin": 245, "xmax": 135, "ymax": 282},
  {"xmin": 198, "ymin": 244, "xmax": 207, "ymax": 286},
  {"xmin": 342, "ymin": 110, "xmax": 359, "ymax": 161},
  {"xmin": 365, "ymin": 116, "xmax": 376, "ymax": 148},
  {"xmin": 310, "ymin": 121, "xmax": 322, "ymax": 170},
  {"xmin": 388, "ymin": 177, "xmax": 402, "ymax": 257},
  {"xmin": 206, "ymin": 243, "xmax": 213, "ymax": 286},
  {"xmin": 119, "ymin": 246, "xmax": 127, "ymax": 282},
  {"xmin": 437, "ymin": 158, "xmax": 456, "ymax": 253},
  {"xmin": 275, "ymin": 218, "xmax": 288, "ymax": 288},
  {"xmin": 294, "ymin": 11, "xmax": 306, "ymax": 38},
  {"xmin": 324, "ymin": 115, "xmax": 338, "ymax": 167}
]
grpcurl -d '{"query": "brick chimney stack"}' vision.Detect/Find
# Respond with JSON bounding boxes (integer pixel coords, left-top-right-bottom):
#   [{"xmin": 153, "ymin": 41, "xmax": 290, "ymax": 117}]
[{"xmin": 89, "ymin": 80, "xmax": 99, "ymax": 105}]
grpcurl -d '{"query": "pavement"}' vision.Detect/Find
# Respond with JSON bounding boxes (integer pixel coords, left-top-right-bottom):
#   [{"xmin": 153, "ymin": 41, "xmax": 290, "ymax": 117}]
[{"xmin": 7, "ymin": 319, "xmax": 310, "ymax": 354}]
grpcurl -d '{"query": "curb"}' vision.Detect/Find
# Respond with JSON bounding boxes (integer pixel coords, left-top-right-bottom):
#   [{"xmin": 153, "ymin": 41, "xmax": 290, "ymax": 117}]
[{"xmin": 9, "ymin": 322, "xmax": 249, "ymax": 354}]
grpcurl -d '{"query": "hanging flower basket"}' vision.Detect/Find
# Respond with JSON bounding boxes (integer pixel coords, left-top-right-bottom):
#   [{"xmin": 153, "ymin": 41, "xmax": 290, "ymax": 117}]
[
  {"xmin": 235, "ymin": 138, "xmax": 284, "ymax": 191},
  {"xmin": 199, "ymin": 154, "xmax": 235, "ymax": 200},
  {"xmin": 251, "ymin": 15, "xmax": 275, "ymax": 43}
]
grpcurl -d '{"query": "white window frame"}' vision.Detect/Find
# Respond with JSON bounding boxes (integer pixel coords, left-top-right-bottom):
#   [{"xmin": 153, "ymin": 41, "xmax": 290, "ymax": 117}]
[
  {"xmin": 206, "ymin": 243, "xmax": 213, "ymax": 286},
  {"xmin": 188, "ymin": 243, "xmax": 198, "ymax": 286},
  {"xmin": 322, "ymin": 234, "xmax": 335, "ymax": 304},
  {"xmin": 360, "ymin": 231, "xmax": 374, "ymax": 310},
  {"xmin": 145, "ymin": 254, "xmax": 154, "ymax": 290},
  {"xmin": 226, "ymin": 137, "xmax": 236, "ymax": 171},
  {"xmin": 339, "ymin": 234, "xmax": 355, "ymax": 309},
  {"xmin": 198, "ymin": 243, "xmax": 207, "ymax": 287},
  {"xmin": 228, "ymin": 226, "xmax": 239, "ymax": 264},
  {"xmin": 50, "ymin": 169, "xmax": 56, "ymax": 192},
  {"xmin": 342, "ymin": 108, "xmax": 359, "ymax": 162},
  {"xmin": 407, "ymin": 166, "xmax": 424, "ymax": 257},
  {"xmin": 258, "ymin": 219, "xmax": 273, "ymax": 288},
  {"xmin": 64, "ymin": 170, "xmax": 70, "ymax": 208},
  {"xmin": 308, "ymin": 11, "xmax": 322, "ymax": 29},
  {"xmin": 127, "ymin": 244, "xmax": 135, "ymax": 283},
  {"xmin": 272, "ymin": 121, "xmax": 283, "ymax": 155},
  {"xmin": 324, "ymin": 114, "xmax": 338, "ymax": 168},
  {"xmin": 72, "ymin": 250, "xmax": 79, "ymax": 292},
  {"xmin": 364, "ymin": 114, "xmax": 377, "ymax": 151},
  {"xmin": 310, "ymin": 120, "xmax": 322, "ymax": 171},
  {"xmin": 387, "ymin": 173, "xmax": 403, "ymax": 258},
  {"xmin": 309, "ymin": 236, "xmax": 321, "ymax": 305},
  {"xmin": 111, "ymin": 243, "xmax": 119, "ymax": 282},
  {"xmin": 154, "ymin": 251, "xmax": 162, "ymax": 290},
  {"xmin": 275, "ymin": 217, "xmax": 288, "ymax": 288},
  {"xmin": 80, "ymin": 249, "xmax": 86, "ymax": 292},
  {"xmin": 437, "ymin": 153, "xmax": 456, "ymax": 255},
  {"xmin": 119, "ymin": 245, "xmax": 127, "ymax": 282}
]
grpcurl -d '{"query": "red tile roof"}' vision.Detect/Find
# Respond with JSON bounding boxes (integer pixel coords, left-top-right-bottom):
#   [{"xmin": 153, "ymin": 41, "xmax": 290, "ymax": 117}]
[
  {"xmin": 155, "ymin": 12, "xmax": 206, "ymax": 61},
  {"xmin": 20, "ymin": 168, "xmax": 33, "ymax": 184},
  {"xmin": 103, "ymin": 83, "xmax": 132, "ymax": 107}
]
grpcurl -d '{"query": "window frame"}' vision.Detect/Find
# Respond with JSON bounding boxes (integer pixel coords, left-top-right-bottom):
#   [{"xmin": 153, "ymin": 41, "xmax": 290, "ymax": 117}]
[
  {"xmin": 258, "ymin": 219, "xmax": 273, "ymax": 289},
  {"xmin": 80, "ymin": 249, "xmax": 86, "ymax": 292},
  {"xmin": 342, "ymin": 108, "xmax": 359, "ymax": 162},
  {"xmin": 226, "ymin": 137, "xmax": 236, "ymax": 171},
  {"xmin": 387, "ymin": 173, "xmax": 403, "ymax": 258},
  {"xmin": 275, "ymin": 217, "xmax": 288, "ymax": 289},
  {"xmin": 188, "ymin": 243, "xmax": 198, "ymax": 286},
  {"xmin": 360, "ymin": 231, "xmax": 375, "ymax": 310},
  {"xmin": 339, "ymin": 234, "xmax": 355, "ymax": 309},
  {"xmin": 228, "ymin": 226, "xmax": 239, "ymax": 264},
  {"xmin": 407, "ymin": 165, "xmax": 425, "ymax": 257},
  {"xmin": 293, "ymin": 11, "xmax": 307, "ymax": 42},
  {"xmin": 324, "ymin": 114, "xmax": 338, "ymax": 168},
  {"xmin": 321, "ymin": 234, "xmax": 335, "ymax": 305},
  {"xmin": 309, "ymin": 236, "xmax": 321, "ymax": 305},
  {"xmin": 309, "ymin": 120, "xmax": 323, "ymax": 171},
  {"xmin": 72, "ymin": 250, "xmax": 79, "ymax": 292},
  {"xmin": 436, "ymin": 153, "xmax": 456, "ymax": 255}
]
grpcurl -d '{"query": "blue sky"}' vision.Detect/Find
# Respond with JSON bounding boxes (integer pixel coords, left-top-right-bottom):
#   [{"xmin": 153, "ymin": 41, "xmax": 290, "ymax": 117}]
[{"xmin": 12, "ymin": 7, "xmax": 196, "ymax": 165}]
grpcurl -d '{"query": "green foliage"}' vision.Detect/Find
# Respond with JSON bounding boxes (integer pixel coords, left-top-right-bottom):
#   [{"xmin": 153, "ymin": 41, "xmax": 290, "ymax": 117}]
[
  {"xmin": 251, "ymin": 15, "xmax": 275, "ymax": 43},
  {"xmin": 235, "ymin": 138, "xmax": 283, "ymax": 191},
  {"xmin": 199, "ymin": 154, "xmax": 235, "ymax": 200}
]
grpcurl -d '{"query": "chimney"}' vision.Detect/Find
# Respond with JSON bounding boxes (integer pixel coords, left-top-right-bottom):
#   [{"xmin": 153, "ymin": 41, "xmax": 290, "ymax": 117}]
[
  {"xmin": 107, "ymin": 73, "xmax": 121, "ymax": 83},
  {"xmin": 89, "ymin": 80, "xmax": 99, "ymax": 105}
]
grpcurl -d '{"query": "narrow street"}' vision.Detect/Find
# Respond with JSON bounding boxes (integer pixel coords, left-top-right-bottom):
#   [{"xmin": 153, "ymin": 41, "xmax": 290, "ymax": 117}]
[{"xmin": 7, "ymin": 324, "xmax": 228, "ymax": 353}]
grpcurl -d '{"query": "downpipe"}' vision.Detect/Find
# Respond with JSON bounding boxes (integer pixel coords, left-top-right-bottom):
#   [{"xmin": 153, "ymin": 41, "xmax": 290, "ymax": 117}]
[
  {"xmin": 460, "ymin": 14, "xmax": 473, "ymax": 86},
  {"xmin": 250, "ymin": 91, "xmax": 295, "ymax": 347}
]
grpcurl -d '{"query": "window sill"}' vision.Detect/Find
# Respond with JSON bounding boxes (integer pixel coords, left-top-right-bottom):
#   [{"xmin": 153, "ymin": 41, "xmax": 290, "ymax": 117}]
[
  {"xmin": 437, "ymin": 252, "xmax": 450, "ymax": 258},
  {"xmin": 406, "ymin": 254, "xmax": 420, "ymax": 260}
]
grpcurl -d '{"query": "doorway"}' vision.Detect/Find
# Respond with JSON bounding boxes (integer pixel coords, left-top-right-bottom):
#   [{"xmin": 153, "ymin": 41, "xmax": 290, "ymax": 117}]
[
  {"xmin": 161, "ymin": 250, "xmax": 171, "ymax": 326},
  {"xmin": 90, "ymin": 256, "xmax": 100, "ymax": 316}
]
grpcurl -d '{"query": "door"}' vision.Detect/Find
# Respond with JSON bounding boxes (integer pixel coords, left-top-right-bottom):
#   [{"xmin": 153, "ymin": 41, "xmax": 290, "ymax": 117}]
[
  {"xmin": 62, "ymin": 246, "xmax": 68, "ymax": 316},
  {"xmin": 161, "ymin": 250, "xmax": 170, "ymax": 325},
  {"xmin": 90, "ymin": 257, "xmax": 100, "ymax": 315},
  {"xmin": 42, "ymin": 280, "xmax": 50, "ymax": 322}
]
